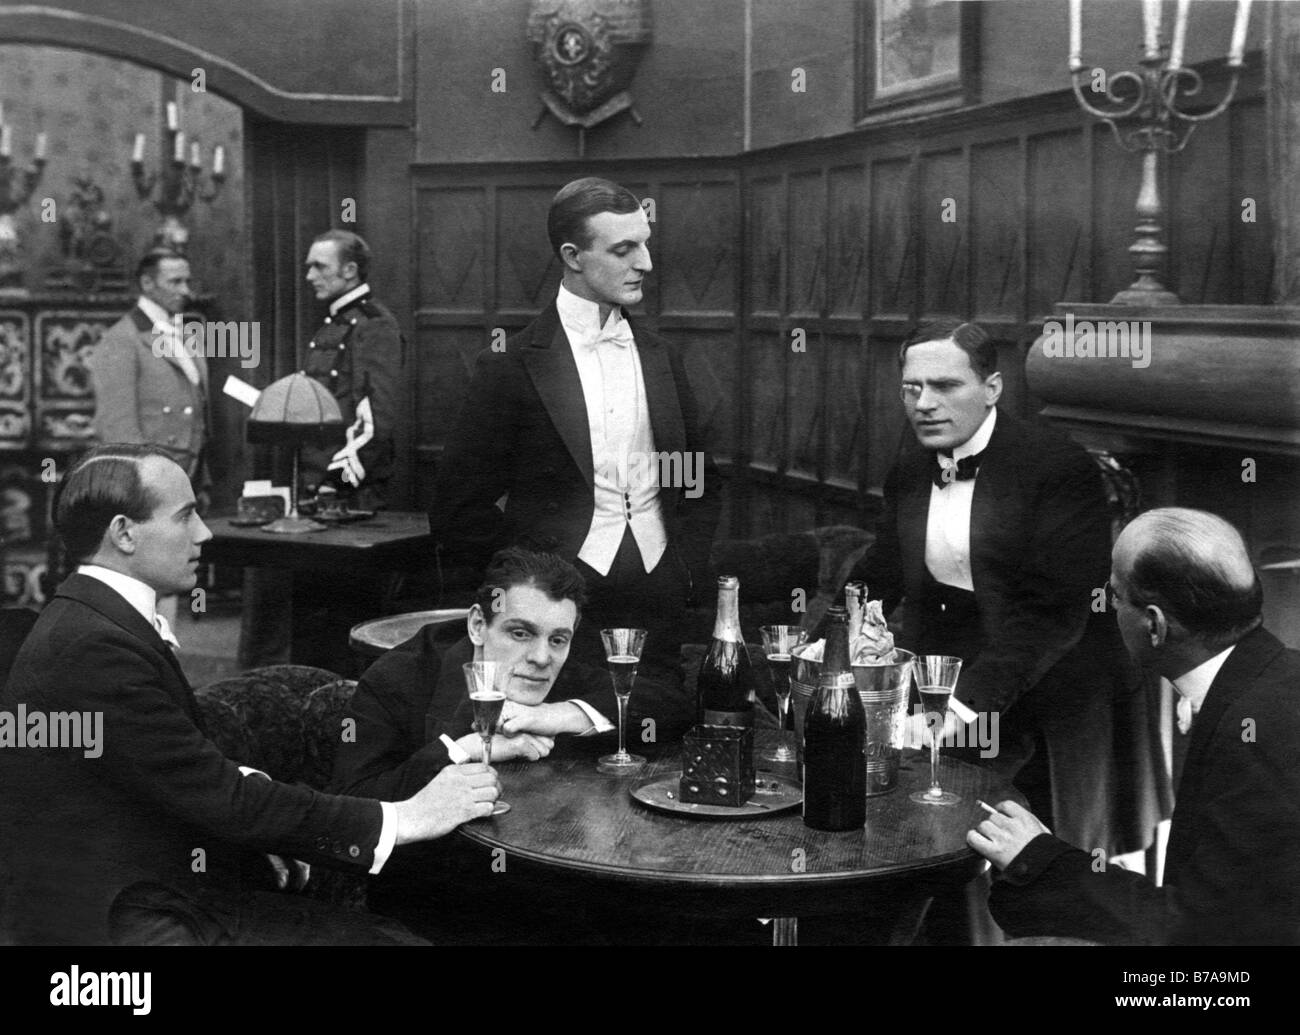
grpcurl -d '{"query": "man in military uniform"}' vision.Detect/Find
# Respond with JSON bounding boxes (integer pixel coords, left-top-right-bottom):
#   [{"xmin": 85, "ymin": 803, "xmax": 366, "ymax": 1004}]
[
  {"xmin": 239, "ymin": 230, "xmax": 406, "ymax": 671},
  {"xmin": 300, "ymin": 228, "xmax": 404, "ymax": 510}
]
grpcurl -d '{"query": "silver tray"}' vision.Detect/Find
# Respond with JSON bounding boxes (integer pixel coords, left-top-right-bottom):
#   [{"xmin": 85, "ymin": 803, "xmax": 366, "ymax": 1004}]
[{"xmin": 630, "ymin": 770, "xmax": 802, "ymax": 819}]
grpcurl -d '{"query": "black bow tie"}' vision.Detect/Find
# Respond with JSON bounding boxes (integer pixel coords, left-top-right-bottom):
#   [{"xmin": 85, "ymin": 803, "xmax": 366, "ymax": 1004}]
[{"xmin": 932, "ymin": 449, "xmax": 983, "ymax": 489}]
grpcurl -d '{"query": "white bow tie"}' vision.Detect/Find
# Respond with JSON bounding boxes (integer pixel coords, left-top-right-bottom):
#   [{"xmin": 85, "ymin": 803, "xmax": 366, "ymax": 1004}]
[
  {"xmin": 1174, "ymin": 685, "xmax": 1194, "ymax": 735},
  {"xmin": 153, "ymin": 612, "xmax": 181, "ymax": 651},
  {"xmin": 586, "ymin": 320, "xmax": 634, "ymax": 349}
]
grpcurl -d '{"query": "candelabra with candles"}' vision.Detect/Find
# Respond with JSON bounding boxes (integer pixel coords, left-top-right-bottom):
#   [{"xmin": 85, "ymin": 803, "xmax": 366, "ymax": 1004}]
[
  {"xmin": 131, "ymin": 101, "xmax": 226, "ymax": 255},
  {"xmin": 1069, "ymin": 0, "xmax": 1251, "ymax": 305},
  {"xmin": 0, "ymin": 102, "xmax": 48, "ymax": 293}
]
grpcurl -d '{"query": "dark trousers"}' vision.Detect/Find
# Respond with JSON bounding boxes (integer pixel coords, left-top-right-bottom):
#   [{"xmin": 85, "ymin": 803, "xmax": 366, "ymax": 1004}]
[
  {"xmin": 571, "ymin": 527, "xmax": 689, "ymax": 679},
  {"xmin": 109, "ymin": 881, "xmax": 427, "ymax": 946}
]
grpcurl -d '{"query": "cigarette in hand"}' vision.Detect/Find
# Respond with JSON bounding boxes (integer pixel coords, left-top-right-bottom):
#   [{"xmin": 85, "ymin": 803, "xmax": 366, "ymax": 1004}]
[
  {"xmin": 977, "ymin": 799, "xmax": 999, "ymax": 816},
  {"xmin": 440, "ymin": 733, "xmax": 471, "ymax": 764}
]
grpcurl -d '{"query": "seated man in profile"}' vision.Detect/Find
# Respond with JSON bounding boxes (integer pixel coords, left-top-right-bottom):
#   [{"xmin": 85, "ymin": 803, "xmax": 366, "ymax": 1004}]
[
  {"xmin": 330, "ymin": 546, "xmax": 689, "ymax": 943},
  {"xmin": 970, "ymin": 508, "xmax": 1300, "ymax": 945}
]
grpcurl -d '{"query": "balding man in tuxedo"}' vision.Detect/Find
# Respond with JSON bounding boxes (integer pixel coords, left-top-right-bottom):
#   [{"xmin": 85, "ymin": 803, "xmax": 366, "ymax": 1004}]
[{"xmin": 973, "ymin": 508, "xmax": 1300, "ymax": 945}]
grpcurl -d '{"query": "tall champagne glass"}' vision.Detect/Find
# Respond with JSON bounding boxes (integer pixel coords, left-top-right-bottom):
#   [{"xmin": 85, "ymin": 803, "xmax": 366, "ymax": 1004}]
[
  {"xmin": 909, "ymin": 654, "xmax": 963, "ymax": 806},
  {"xmin": 759, "ymin": 625, "xmax": 806, "ymax": 763},
  {"xmin": 463, "ymin": 661, "xmax": 510, "ymax": 815},
  {"xmin": 597, "ymin": 628, "xmax": 647, "ymax": 773}
]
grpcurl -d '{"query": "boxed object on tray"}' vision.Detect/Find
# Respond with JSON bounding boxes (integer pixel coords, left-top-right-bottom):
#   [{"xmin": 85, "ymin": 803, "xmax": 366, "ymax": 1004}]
[{"xmin": 679, "ymin": 725, "xmax": 755, "ymax": 806}]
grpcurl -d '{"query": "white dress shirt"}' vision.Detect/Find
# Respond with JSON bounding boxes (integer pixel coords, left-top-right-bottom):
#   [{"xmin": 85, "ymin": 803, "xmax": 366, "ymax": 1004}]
[
  {"xmin": 77, "ymin": 564, "xmax": 396, "ymax": 874},
  {"xmin": 1171, "ymin": 645, "xmax": 1235, "ymax": 735},
  {"xmin": 557, "ymin": 284, "xmax": 667, "ymax": 576},
  {"xmin": 138, "ymin": 295, "xmax": 201, "ymax": 387},
  {"xmin": 925, "ymin": 407, "xmax": 998, "ymax": 591}
]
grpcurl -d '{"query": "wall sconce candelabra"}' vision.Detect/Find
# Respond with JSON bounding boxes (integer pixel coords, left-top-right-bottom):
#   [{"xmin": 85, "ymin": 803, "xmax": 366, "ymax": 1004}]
[
  {"xmin": 1069, "ymin": 0, "xmax": 1251, "ymax": 305},
  {"xmin": 131, "ymin": 101, "xmax": 225, "ymax": 255},
  {"xmin": 0, "ymin": 102, "xmax": 48, "ymax": 294}
]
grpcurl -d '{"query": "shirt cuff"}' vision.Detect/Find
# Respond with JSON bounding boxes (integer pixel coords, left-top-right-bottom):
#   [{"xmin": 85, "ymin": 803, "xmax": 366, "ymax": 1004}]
[
  {"xmin": 238, "ymin": 765, "xmax": 271, "ymax": 780},
  {"xmin": 570, "ymin": 698, "xmax": 615, "ymax": 735},
  {"xmin": 371, "ymin": 802, "xmax": 398, "ymax": 875}
]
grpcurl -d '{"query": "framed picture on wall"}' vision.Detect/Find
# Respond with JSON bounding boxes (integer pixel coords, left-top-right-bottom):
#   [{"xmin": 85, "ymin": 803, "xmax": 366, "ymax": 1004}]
[{"xmin": 857, "ymin": 0, "xmax": 979, "ymax": 119}]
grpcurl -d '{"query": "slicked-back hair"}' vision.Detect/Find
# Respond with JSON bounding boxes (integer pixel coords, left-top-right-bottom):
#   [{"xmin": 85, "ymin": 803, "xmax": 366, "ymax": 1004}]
[
  {"xmin": 547, "ymin": 177, "xmax": 643, "ymax": 258},
  {"xmin": 135, "ymin": 247, "xmax": 186, "ymax": 286},
  {"xmin": 313, "ymin": 228, "xmax": 371, "ymax": 283},
  {"xmin": 1125, "ymin": 508, "xmax": 1264, "ymax": 650},
  {"xmin": 54, "ymin": 444, "xmax": 173, "ymax": 565},
  {"xmin": 898, "ymin": 319, "xmax": 997, "ymax": 380},
  {"xmin": 474, "ymin": 547, "xmax": 588, "ymax": 625}
]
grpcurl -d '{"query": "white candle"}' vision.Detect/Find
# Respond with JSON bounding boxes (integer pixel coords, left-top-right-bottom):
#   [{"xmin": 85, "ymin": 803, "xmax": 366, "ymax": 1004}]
[
  {"xmin": 1143, "ymin": 0, "xmax": 1162, "ymax": 57},
  {"xmin": 189, "ymin": 141, "xmax": 201, "ymax": 168},
  {"xmin": 212, "ymin": 145, "xmax": 225, "ymax": 177},
  {"xmin": 34, "ymin": 132, "xmax": 47, "ymax": 160},
  {"xmin": 1068, "ymin": 0, "xmax": 1082, "ymax": 67},
  {"xmin": 1228, "ymin": 0, "xmax": 1251, "ymax": 65},
  {"xmin": 166, "ymin": 101, "xmax": 179, "ymax": 131},
  {"xmin": 173, "ymin": 130, "xmax": 185, "ymax": 164},
  {"xmin": 132, "ymin": 132, "xmax": 146, "ymax": 164},
  {"xmin": 0, "ymin": 125, "xmax": 11, "ymax": 158},
  {"xmin": 1169, "ymin": 0, "xmax": 1190, "ymax": 70}
]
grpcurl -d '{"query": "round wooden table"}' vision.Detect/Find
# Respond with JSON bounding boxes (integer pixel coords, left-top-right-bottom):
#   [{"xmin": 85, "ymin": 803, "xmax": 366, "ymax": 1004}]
[
  {"xmin": 348, "ymin": 608, "xmax": 469, "ymax": 660},
  {"xmin": 458, "ymin": 734, "xmax": 1021, "ymax": 945}
]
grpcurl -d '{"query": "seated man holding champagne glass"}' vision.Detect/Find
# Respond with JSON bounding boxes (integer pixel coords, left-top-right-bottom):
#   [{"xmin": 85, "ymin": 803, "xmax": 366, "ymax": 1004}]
[
  {"xmin": 333, "ymin": 547, "xmax": 611, "ymax": 803},
  {"xmin": 330, "ymin": 546, "xmax": 691, "ymax": 943}
]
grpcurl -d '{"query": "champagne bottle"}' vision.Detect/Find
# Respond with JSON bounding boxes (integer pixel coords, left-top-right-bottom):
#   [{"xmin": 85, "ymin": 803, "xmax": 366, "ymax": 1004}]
[
  {"xmin": 802, "ymin": 603, "xmax": 866, "ymax": 830},
  {"xmin": 698, "ymin": 576, "xmax": 754, "ymax": 727}
]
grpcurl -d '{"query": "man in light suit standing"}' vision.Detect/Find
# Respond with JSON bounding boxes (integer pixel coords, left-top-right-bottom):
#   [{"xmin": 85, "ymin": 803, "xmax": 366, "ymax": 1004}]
[
  {"xmin": 87, "ymin": 248, "xmax": 209, "ymax": 627},
  {"xmin": 432, "ymin": 177, "xmax": 718, "ymax": 698}
]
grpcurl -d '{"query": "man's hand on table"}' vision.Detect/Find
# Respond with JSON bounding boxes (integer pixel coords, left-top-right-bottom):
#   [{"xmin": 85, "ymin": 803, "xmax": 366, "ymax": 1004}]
[
  {"xmin": 395, "ymin": 762, "xmax": 501, "ymax": 843},
  {"xmin": 454, "ymin": 730, "xmax": 555, "ymax": 762},
  {"xmin": 499, "ymin": 700, "xmax": 593, "ymax": 737},
  {"xmin": 966, "ymin": 800, "xmax": 1052, "ymax": 871}
]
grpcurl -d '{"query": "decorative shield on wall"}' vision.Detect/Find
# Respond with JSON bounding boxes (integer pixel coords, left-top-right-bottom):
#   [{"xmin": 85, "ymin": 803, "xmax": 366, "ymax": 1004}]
[{"xmin": 527, "ymin": 0, "xmax": 652, "ymax": 153}]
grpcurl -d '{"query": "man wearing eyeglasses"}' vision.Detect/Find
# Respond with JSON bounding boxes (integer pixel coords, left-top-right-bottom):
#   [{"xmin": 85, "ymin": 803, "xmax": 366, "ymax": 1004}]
[{"xmin": 847, "ymin": 319, "xmax": 1159, "ymax": 862}]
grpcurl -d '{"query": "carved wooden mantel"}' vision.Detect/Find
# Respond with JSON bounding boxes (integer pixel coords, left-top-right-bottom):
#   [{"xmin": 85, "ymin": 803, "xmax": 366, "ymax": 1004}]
[{"xmin": 1026, "ymin": 302, "xmax": 1300, "ymax": 458}]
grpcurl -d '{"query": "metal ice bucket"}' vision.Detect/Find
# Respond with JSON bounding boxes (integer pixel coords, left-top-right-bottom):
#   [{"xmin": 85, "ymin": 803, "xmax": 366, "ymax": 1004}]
[{"xmin": 790, "ymin": 644, "xmax": 914, "ymax": 795}]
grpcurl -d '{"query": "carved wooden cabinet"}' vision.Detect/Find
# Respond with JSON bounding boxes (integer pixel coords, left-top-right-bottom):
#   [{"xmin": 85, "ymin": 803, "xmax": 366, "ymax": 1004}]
[{"xmin": 0, "ymin": 291, "xmax": 131, "ymax": 604}]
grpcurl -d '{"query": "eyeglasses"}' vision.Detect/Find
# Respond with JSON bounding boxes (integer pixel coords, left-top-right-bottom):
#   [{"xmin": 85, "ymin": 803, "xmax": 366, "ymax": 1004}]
[{"xmin": 900, "ymin": 382, "xmax": 963, "ymax": 403}]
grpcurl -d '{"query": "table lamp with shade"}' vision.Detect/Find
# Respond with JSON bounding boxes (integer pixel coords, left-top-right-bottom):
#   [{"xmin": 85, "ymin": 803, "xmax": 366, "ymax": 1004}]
[{"xmin": 246, "ymin": 372, "xmax": 345, "ymax": 534}]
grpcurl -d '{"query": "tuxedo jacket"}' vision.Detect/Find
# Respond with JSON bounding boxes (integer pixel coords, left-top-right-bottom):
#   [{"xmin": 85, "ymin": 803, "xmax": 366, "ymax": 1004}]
[
  {"xmin": 0, "ymin": 575, "xmax": 382, "ymax": 945},
  {"xmin": 87, "ymin": 307, "xmax": 209, "ymax": 485},
  {"xmin": 431, "ymin": 303, "xmax": 720, "ymax": 596},
  {"xmin": 329, "ymin": 630, "xmax": 695, "ymax": 804},
  {"xmin": 990, "ymin": 627, "xmax": 1300, "ymax": 945},
  {"xmin": 853, "ymin": 408, "xmax": 1141, "ymax": 850}
]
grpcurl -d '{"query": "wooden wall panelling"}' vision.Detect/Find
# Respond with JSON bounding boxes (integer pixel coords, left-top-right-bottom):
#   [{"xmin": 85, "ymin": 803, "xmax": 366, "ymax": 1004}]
[
  {"xmin": 657, "ymin": 180, "xmax": 738, "ymax": 318},
  {"xmin": 1027, "ymin": 128, "xmax": 1090, "ymax": 316},
  {"xmin": 1229, "ymin": 99, "xmax": 1273, "ymax": 305},
  {"xmin": 494, "ymin": 184, "xmax": 563, "ymax": 318},
  {"xmin": 971, "ymin": 139, "xmax": 1025, "ymax": 323},
  {"xmin": 869, "ymin": 155, "xmax": 917, "ymax": 320},
  {"xmin": 787, "ymin": 169, "xmax": 826, "ymax": 481},
  {"xmin": 1171, "ymin": 116, "xmax": 1233, "ymax": 305},
  {"xmin": 919, "ymin": 147, "xmax": 969, "ymax": 318},
  {"xmin": 416, "ymin": 187, "xmax": 487, "ymax": 314}
]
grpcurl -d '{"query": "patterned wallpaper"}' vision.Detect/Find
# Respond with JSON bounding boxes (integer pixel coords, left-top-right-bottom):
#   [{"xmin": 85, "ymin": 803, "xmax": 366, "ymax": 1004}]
[{"xmin": 0, "ymin": 43, "xmax": 248, "ymax": 315}]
